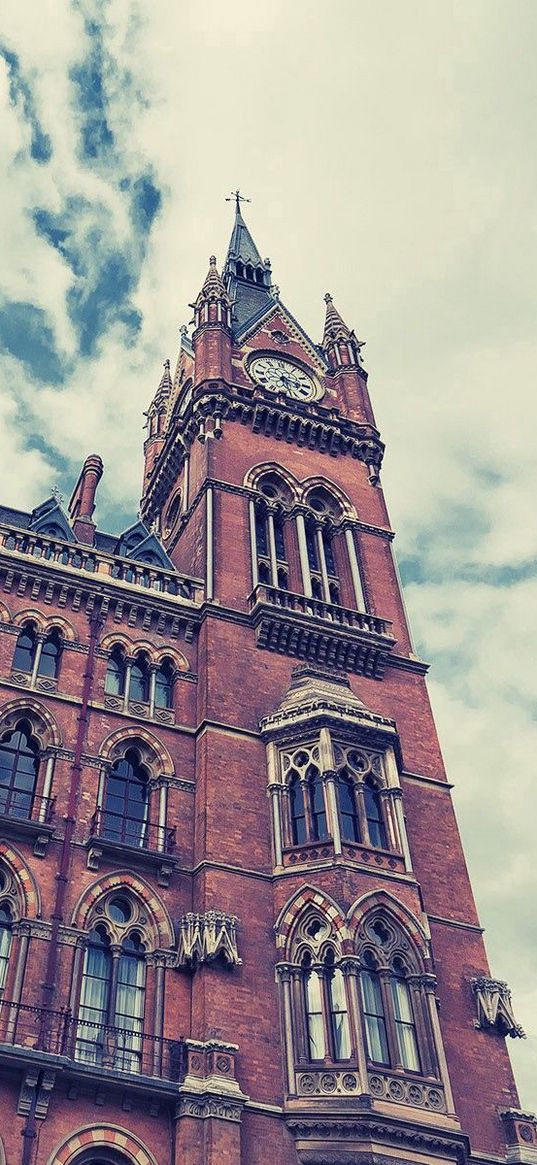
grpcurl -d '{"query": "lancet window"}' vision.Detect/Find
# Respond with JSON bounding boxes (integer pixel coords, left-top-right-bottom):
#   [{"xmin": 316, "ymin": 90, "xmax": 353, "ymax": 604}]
[
  {"xmin": 291, "ymin": 912, "xmax": 352, "ymax": 1065},
  {"xmin": 12, "ymin": 622, "xmax": 63, "ymax": 681},
  {"xmin": 283, "ymin": 745, "xmax": 328, "ymax": 847},
  {"xmin": 104, "ymin": 648, "xmax": 175, "ymax": 715},
  {"xmin": 101, "ymin": 748, "xmax": 149, "ymax": 848},
  {"xmin": 357, "ymin": 914, "xmax": 427, "ymax": 1073},
  {"xmin": 0, "ymin": 718, "xmax": 40, "ymax": 819},
  {"xmin": 75, "ymin": 893, "xmax": 148, "ymax": 1073},
  {"xmin": 334, "ymin": 746, "xmax": 389, "ymax": 850},
  {"xmin": 251, "ymin": 472, "xmax": 291, "ymax": 589}
]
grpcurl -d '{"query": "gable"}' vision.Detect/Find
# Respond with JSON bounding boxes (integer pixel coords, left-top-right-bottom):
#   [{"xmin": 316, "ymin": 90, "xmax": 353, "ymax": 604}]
[
  {"xmin": 237, "ymin": 301, "xmax": 328, "ymax": 374},
  {"xmin": 29, "ymin": 497, "xmax": 75, "ymax": 542}
]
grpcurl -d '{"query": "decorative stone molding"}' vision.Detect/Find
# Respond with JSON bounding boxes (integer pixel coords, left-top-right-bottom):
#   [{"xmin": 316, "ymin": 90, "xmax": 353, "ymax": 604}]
[
  {"xmin": 176, "ymin": 911, "xmax": 242, "ymax": 967},
  {"xmin": 17, "ymin": 1068, "xmax": 56, "ymax": 1119},
  {"xmin": 296, "ymin": 1070, "xmax": 361, "ymax": 1098},
  {"xmin": 471, "ymin": 977, "xmax": 525, "ymax": 1038},
  {"xmin": 177, "ymin": 1095, "xmax": 243, "ymax": 1122},
  {"xmin": 177, "ymin": 1038, "xmax": 248, "ymax": 1123},
  {"xmin": 367, "ymin": 1071, "xmax": 446, "ymax": 1112}
]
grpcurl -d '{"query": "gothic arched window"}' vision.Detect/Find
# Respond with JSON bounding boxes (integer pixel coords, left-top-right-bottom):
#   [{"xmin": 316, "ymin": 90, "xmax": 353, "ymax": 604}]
[
  {"xmin": 76, "ymin": 897, "xmax": 147, "ymax": 1074},
  {"xmin": 284, "ymin": 748, "xmax": 328, "ymax": 847},
  {"xmin": 0, "ymin": 719, "xmax": 39, "ymax": 819},
  {"xmin": 364, "ymin": 776, "xmax": 387, "ymax": 849},
  {"xmin": 101, "ymin": 749, "xmax": 149, "ymax": 847},
  {"xmin": 38, "ymin": 628, "xmax": 62, "ymax": 679},
  {"xmin": 105, "ymin": 646, "xmax": 126, "ymax": 697},
  {"xmin": 12, "ymin": 624, "xmax": 37, "ymax": 673},
  {"xmin": 129, "ymin": 654, "xmax": 150, "ymax": 703},
  {"xmin": 335, "ymin": 748, "xmax": 390, "ymax": 852},
  {"xmin": 251, "ymin": 473, "xmax": 292, "ymax": 590},
  {"xmin": 357, "ymin": 915, "xmax": 423, "ymax": 1074},
  {"xmin": 154, "ymin": 659, "xmax": 174, "ymax": 710},
  {"xmin": 292, "ymin": 915, "xmax": 352, "ymax": 1065},
  {"xmin": 337, "ymin": 770, "xmax": 360, "ymax": 843}
]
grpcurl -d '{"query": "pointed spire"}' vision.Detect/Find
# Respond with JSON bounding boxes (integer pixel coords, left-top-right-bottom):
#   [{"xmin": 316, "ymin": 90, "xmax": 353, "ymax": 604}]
[
  {"xmin": 196, "ymin": 255, "xmax": 231, "ymax": 306},
  {"xmin": 225, "ymin": 200, "xmax": 263, "ymax": 269},
  {"xmin": 322, "ymin": 292, "xmax": 365, "ymax": 368},
  {"xmin": 153, "ymin": 358, "xmax": 173, "ymax": 408},
  {"xmin": 322, "ymin": 292, "xmax": 352, "ymax": 345},
  {"xmin": 223, "ymin": 198, "xmax": 273, "ymax": 333}
]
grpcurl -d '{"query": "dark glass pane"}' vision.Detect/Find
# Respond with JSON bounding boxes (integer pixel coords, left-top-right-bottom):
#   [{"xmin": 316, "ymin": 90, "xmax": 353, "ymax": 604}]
[
  {"xmin": 274, "ymin": 517, "xmax": 286, "ymax": 561},
  {"xmin": 0, "ymin": 723, "xmax": 38, "ymax": 819},
  {"xmin": 323, "ymin": 530, "xmax": 336, "ymax": 576},
  {"xmin": 13, "ymin": 631, "xmax": 36, "ymax": 673},
  {"xmin": 255, "ymin": 510, "xmax": 268, "ymax": 557},
  {"xmin": 306, "ymin": 525, "xmax": 318, "ymax": 570},
  {"xmin": 38, "ymin": 635, "xmax": 61, "ymax": 678},
  {"xmin": 102, "ymin": 754, "xmax": 148, "ymax": 847},
  {"xmin": 310, "ymin": 772, "xmax": 328, "ymax": 841},
  {"xmin": 155, "ymin": 666, "xmax": 173, "ymax": 709},
  {"xmin": 360, "ymin": 970, "xmax": 390, "ymax": 1065},
  {"xmin": 129, "ymin": 663, "xmax": 148, "ymax": 702},
  {"xmin": 105, "ymin": 654, "xmax": 125, "ymax": 696},
  {"xmin": 338, "ymin": 774, "xmax": 360, "ymax": 842},
  {"xmin": 364, "ymin": 780, "xmax": 387, "ymax": 849},
  {"xmin": 289, "ymin": 776, "xmax": 307, "ymax": 845}
]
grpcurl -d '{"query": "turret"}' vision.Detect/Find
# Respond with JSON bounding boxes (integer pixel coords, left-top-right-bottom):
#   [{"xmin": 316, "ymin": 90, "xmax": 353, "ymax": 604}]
[
  {"xmin": 143, "ymin": 359, "xmax": 173, "ymax": 492},
  {"xmin": 322, "ymin": 292, "xmax": 375, "ymax": 426},
  {"xmin": 191, "ymin": 256, "xmax": 232, "ymax": 385}
]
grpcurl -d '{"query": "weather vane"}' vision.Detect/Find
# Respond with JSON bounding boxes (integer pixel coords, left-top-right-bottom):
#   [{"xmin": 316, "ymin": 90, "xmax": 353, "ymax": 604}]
[{"xmin": 226, "ymin": 189, "xmax": 251, "ymax": 211}]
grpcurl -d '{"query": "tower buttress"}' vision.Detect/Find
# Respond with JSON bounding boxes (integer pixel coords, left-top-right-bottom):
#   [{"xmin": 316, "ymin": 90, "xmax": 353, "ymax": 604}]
[
  {"xmin": 322, "ymin": 292, "xmax": 375, "ymax": 427},
  {"xmin": 191, "ymin": 256, "xmax": 232, "ymax": 386}
]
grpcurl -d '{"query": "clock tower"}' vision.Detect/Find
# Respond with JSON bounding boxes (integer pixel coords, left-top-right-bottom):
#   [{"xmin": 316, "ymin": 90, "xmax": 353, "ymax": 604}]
[{"xmin": 137, "ymin": 197, "xmax": 529, "ymax": 1165}]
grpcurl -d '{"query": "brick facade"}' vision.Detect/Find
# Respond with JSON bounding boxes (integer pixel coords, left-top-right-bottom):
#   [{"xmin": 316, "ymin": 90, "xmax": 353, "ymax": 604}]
[{"xmin": 0, "ymin": 202, "xmax": 530, "ymax": 1165}]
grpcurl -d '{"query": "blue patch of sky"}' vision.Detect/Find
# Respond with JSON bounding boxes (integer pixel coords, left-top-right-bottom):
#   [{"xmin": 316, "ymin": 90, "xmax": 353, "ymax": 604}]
[
  {"xmin": 70, "ymin": 18, "xmax": 114, "ymax": 163},
  {"xmin": 0, "ymin": 301, "xmax": 66, "ymax": 384},
  {"xmin": 0, "ymin": 44, "xmax": 52, "ymax": 163}
]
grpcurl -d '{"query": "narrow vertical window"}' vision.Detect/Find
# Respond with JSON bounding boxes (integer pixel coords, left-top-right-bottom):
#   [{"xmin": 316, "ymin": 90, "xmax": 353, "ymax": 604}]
[
  {"xmin": 154, "ymin": 660, "xmax": 174, "ymax": 709},
  {"xmin": 105, "ymin": 647, "xmax": 126, "ymax": 696},
  {"xmin": 289, "ymin": 773, "xmax": 307, "ymax": 845},
  {"xmin": 302, "ymin": 954, "xmax": 326, "ymax": 1059},
  {"xmin": 255, "ymin": 508, "xmax": 268, "ymax": 557},
  {"xmin": 76, "ymin": 926, "xmax": 112, "ymax": 1065},
  {"xmin": 0, "ymin": 903, "xmax": 13, "ymax": 990},
  {"xmin": 360, "ymin": 956, "xmax": 390, "ymax": 1065},
  {"xmin": 309, "ymin": 770, "xmax": 328, "ymax": 841},
  {"xmin": 337, "ymin": 771, "xmax": 360, "ymax": 842},
  {"xmin": 364, "ymin": 777, "xmax": 387, "ymax": 848},
  {"xmin": 12, "ymin": 625, "xmax": 37, "ymax": 673},
  {"xmin": 0, "ymin": 720, "xmax": 39, "ymax": 819},
  {"xmin": 38, "ymin": 629, "xmax": 62, "ymax": 679},
  {"xmin": 305, "ymin": 524, "xmax": 318, "ymax": 571},
  {"xmin": 391, "ymin": 959, "xmax": 421, "ymax": 1071},
  {"xmin": 115, "ymin": 932, "xmax": 146, "ymax": 1072},
  {"xmin": 326, "ymin": 950, "xmax": 351, "ymax": 1060},
  {"xmin": 102, "ymin": 750, "xmax": 148, "ymax": 847},
  {"xmin": 129, "ymin": 655, "xmax": 149, "ymax": 702}
]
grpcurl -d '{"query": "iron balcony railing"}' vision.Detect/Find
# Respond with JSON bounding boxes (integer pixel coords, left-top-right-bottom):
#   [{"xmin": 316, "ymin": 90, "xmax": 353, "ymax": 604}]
[
  {"xmin": 0, "ymin": 790, "xmax": 55, "ymax": 825},
  {"xmin": 89, "ymin": 807, "xmax": 176, "ymax": 855},
  {"xmin": 0, "ymin": 1000, "xmax": 185, "ymax": 1083}
]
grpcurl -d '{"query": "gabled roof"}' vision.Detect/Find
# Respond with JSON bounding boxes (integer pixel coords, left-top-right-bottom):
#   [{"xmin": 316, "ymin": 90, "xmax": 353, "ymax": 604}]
[
  {"xmin": 29, "ymin": 496, "xmax": 76, "ymax": 542},
  {"xmin": 114, "ymin": 520, "xmax": 174, "ymax": 569},
  {"xmin": 236, "ymin": 297, "xmax": 328, "ymax": 373}
]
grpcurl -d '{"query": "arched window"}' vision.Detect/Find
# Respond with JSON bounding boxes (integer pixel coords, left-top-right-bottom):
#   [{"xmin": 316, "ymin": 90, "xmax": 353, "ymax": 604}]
[
  {"xmin": 357, "ymin": 915, "xmax": 424, "ymax": 1074},
  {"xmin": 75, "ymin": 896, "xmax": 147, "ymax": 1073},
  {"xmin": 252, "ymin": 474, "xmax": 292, "ymax": 589},
  {"xmin": 12, "ymin": 624, "xmax": 37, "ymax": 673},
  {"xmin": 38, "ymin": 628, "xmax": 62, "ymax": 679},
  {"xmin": 299, "ymin": 946, "xmax": 351, "ymax": 1063},
  {"xmin": 105, "ymin": 647, "xmax": 126, "ymax": 697},
  {"xmin": 101, "ymin": 749, "xmax": 149, "ymax": 847},
  {"xmin": 285, "ymin": 748, "xmax": 328, "ymax": 847},
  {"xmin": 0, "ymin": 719, "xmax": 39, "ymax": 819},
  {"xmin": 0, "ymin": 902, "xmax": 13, "ymax": 990},
  {"xmin": 129, "ymin": 654, "xmax": 149, "ymax": 703},
  {"xmin": 364, "ymin": 776, "xmax": 387, "ymax": 849},
  {"xmin": 154, "ymin": 659, "xmax": 174, "ymax": 709}
]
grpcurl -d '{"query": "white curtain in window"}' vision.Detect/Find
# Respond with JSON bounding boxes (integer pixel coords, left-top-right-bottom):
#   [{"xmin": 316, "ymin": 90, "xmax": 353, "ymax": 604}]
[
  {"xmin": 0, "ymin": 919, "xmax": 12, "ymax": 989},
  {"xmin": 360, "ymin": 971, "xmax": 390, "ymax": 1064},
  {"xmin": 391, "ymin": 976, "xmax": 420, "ymax": 1071},
  {"xmin": 329, "ymin": 967, "xmax": 351, "ymax": 1060},
  {"xmin": 76, "ymin": 943, "xmax": 110, "ymax": 1064},
  {"xmin": 115, "ymin": 951, "xmax": 145, "ymax": 1073},
  {"xmin": 305, "ymin": 969, "xmax": 326, "ymax": 1059}
]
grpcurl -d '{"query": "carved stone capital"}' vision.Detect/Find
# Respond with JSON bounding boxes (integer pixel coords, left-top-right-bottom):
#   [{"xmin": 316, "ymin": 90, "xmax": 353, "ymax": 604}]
[
  {"xmin": 471, "ymin": 976, "xmax": 525, "ymax": 1038},
  {"xmin": 176, "ymin": 911, "xmax": 242, "ymax": 968}
]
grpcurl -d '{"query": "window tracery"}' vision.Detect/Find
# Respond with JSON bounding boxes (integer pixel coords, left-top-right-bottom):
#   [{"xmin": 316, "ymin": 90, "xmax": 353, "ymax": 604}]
[
  {"xmin": 282, "ymin": 745, "xmax": 328, "ymax": 846},
  {"xmin": 0, "ymin": 718, "xmax": 39, "ymax": 820},
  {"xmin": 356, "ymin": 912, "xmax": 428, "ymax": 1074}
]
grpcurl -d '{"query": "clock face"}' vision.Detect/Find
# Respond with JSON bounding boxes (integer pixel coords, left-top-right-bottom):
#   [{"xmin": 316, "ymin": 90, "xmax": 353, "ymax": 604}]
[{"xmin": 250, "ymin": 356, "xmax": 322, "ymax": 402}]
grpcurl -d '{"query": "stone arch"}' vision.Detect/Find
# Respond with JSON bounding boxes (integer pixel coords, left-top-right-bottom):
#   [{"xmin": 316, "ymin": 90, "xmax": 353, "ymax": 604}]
[
  {"xmin": 12, "ymin": 608, "xmax": 47, "ymax": 631},
  {"xmin": 154, "ymin": 646, "xmax": 189, "ymax": 672},
  {"xmin": 274, "ymin": 884, "xmax": 348, "ymax": 954},
  {"xmin": 0, "ymin": 841, "xmax": 41, "ymax": 918},
  {"xmin": 43, "ymin": 614, "xmax": 76, "ymax": 641},
  {"xmin": 244, "ymin": 462, "xmax": 300, "ymax": 504},
  {"xmin": 100, "ymin": 632, "xmax": 132, "ymax": 655},
  {"xmin": 47, "ymin": 1125, "xmax": 157, "ymax": 1165},
  {"xmin": 130, "ymin": 638, "xmax": 158, "ymax": 662},
  {"xmin": 0, "ymin": 697, "xmax": 62, "ymax": 749},
  {"xmin": 71, "ymin": 871, "xmax": 174, "ymax": 949},
  {"xmin": 347, "ymin": 889, "xmax": 429, "ymax": 957},
  {"xmin": 0, "ymin": 600, "xmax": 12, "ymax": 623},
  {"xmin": 301, "ymin": 475, "xmax": 356, "ymax": 521},
  {"xmin": 99, "ymin": 726, "xmax": 174, "ymax": 778}
]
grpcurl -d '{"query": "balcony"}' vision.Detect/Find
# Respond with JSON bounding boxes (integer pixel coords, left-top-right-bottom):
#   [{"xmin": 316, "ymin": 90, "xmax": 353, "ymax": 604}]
[
  {"xmin": 249, "ymin": 584, "xmax": 396, "ymax": 678},
  {"xmin": 86, "ymin": 808, "xmax": 177, "ymax": 887},
  {"xmin": 0, "ymin": 791, "xmax": 55, "ymax": 857},
  {"xmin": 0, "ymin": 1000, "xmax": 185, "ymax": 1094}
]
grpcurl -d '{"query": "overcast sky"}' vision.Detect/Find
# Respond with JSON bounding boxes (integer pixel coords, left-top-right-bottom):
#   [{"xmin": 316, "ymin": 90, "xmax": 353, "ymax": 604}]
[{"xmin": 1, "ymin": 0, "xmax": 535, "ymax": 1109}]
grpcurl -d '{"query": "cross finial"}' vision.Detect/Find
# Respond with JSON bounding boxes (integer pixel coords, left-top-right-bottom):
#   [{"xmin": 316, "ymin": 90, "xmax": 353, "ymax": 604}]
[
  {"xmin": 225, "ymin": 189, "xmax": 251, "ymax": 212},
  {"xmin": 51, "ymin": 484, "xmax": 64, "ymax": 505}
]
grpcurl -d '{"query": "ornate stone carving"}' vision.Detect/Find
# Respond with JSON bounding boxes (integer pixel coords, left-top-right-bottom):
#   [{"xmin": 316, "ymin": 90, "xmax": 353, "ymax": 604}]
[
  {"xmin": 297, "ymin": 1070, "xmax": 360, "ymax": 1098},
  {"xmin": 176, "ymin": 911, "xmax": 242, "ymax": 968},
  {"xmin": 472, "ymin": 977, "xmax": 525, "ymax": 1038},
  {"xmin": 177, "ymin": 1095, "xmax": 243, "ymax": 1122},
  {"xmin": 367, "ymin": 1070, "xmax": 445, "ymax": 1111}
]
